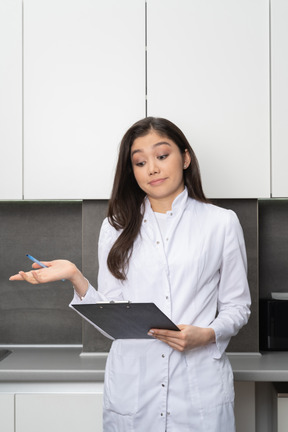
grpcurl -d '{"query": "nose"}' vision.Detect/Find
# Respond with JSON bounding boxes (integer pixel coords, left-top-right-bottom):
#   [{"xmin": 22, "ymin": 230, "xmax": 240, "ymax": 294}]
[{"xmin": 147, "ymin": 159, "xmax": 160, "ymax": 175}]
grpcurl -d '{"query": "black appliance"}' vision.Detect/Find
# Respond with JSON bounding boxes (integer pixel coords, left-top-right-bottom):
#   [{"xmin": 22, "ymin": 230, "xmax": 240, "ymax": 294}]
[{"xmin": 260, "ymin": 298, "xmax": 288, "ymax": 351}]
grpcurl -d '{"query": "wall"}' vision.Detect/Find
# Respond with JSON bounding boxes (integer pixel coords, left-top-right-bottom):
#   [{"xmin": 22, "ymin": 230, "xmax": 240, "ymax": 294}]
[
  {"xmin": 0, "ymin": 201, "xmax": 82, "ymax": 344},
  {"xmin": 259, "ymin": 200, "xmax": 288, "ymax": 299},
  {"xmin": 0, "ymin": 198, "xmax": 259, "ymax": 353}
]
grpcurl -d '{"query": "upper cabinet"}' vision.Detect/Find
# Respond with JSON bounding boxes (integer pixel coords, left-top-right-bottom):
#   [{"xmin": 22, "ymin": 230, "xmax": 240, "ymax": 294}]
[
  {"xmin": 2, "ymin": 1, "xmax": 288, "ymax": 200},
  {"xmin": 0, "ymin": 0, "xmax": 22, "ymax": 200},
  {"xmin": 23, "ymin": 0, "xmax": 145, "ymax": 199},
  {"xmin": 147, "ymin": 0, "xmax": 270, "ymax": 198},
  {"xmin": 271, "ymin": 0, "xmax": 288, "ymax": 197}
]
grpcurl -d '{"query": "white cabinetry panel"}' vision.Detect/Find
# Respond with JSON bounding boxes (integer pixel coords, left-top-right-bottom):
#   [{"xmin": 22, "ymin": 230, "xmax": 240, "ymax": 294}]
[
  {"xmin": 0, "ymin": 394, "xmax": 14, "ymax": 432},
  {"xmin": 16, "ymin": 393, "xmax": 103, "ymax": 432},
  {"xmin": 0, "ymin": 0, "xmax": 22, "ymax": 199},
  {"xmin": 147, "ymin": 0, "xmax": 270, "ymax": 198},
  {"xmin": 277, "ymin": 398, "xmax": 288, "ymax": 432},
  {"xmin": 271, "ymin": 0, "xmax": 288, "ymax": 197},
  {"xmin": 24, "ymin": 0, "xmax": 145, "ymax": 199}
]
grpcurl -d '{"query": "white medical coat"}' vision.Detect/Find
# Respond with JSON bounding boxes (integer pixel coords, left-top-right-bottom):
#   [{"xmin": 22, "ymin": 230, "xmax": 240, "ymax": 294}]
[{"xmin": 71, "ymin": 188, "xmax": 251, "ymax": 432}]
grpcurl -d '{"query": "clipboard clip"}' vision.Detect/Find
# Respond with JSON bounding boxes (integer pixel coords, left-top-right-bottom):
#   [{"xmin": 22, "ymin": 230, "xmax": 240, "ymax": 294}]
[
  {"xmin": 97, "ymin": 300, "xmax": 131, "ymax": 309},
  {"xmin": 96, "ymin": 300, "xmax": 131, "ymax": 304}
]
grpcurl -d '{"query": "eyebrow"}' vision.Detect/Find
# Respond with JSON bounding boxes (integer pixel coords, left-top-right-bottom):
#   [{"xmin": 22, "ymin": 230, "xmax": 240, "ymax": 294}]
[{"xmin": 131, "ymin": 141, "xmax": 171, "ymax": 157}]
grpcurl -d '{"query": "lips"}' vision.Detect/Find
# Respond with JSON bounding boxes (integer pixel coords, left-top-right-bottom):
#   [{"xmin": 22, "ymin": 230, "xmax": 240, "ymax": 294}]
[{"xmin": 148, "ymin": 178, "xmax": 167, "ymax": 186}]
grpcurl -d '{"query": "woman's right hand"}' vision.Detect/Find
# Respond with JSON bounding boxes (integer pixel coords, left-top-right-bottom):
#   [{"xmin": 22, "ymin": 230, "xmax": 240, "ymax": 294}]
[{"xmin": 9, "ymin": 260, "xmax": 89, "ymax": 297}]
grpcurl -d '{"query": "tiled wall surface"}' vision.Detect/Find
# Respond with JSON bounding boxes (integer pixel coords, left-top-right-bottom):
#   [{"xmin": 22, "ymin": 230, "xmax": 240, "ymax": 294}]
[
  {"xmin": 82, "ymin": 200, "xmax": 112, "ymax": 352},
  {"xmin": 1, "ymin": 198, "xmax": 261, "ymax": 352},
  {"xmin": 259, "ymin": 200, "xmax": 288, "ymax": 299},
  {"xmin": 0, "ymin": 201, "xmax": 82, "ymax": 344}
]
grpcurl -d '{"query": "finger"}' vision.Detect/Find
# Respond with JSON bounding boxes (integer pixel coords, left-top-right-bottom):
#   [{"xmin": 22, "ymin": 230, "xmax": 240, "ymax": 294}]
[
  {"xmin": 148, "ymin": 328, "xmax": 186, "ymax": 348},
  {"xmin": 18, "ymin": 271, "xmax": 39, "ymax": 285},
  {"xmin": 153, "ymin": 334, "xmax": 183, "ymax": 346},
  {"xmin": 31, "ymin": 270, "xmax": 49, "ymax": 283},
  {"xmin": 153, "ymin": 335, "xmax": 186, "ymax": 351},
  {"xmin": 149, "ymin": 328, "xmax": 182, "ymax": 339},
  {"xmin": 31, "ymin": 263, "xmax": 44, "ymax": 269},
  {"xmin": 9, "ymin": 273, "xmax": 25, "ymax": 281},
  {"xmin": 31, "ymin": 261, "xmax": 52, "ymax": 269}
]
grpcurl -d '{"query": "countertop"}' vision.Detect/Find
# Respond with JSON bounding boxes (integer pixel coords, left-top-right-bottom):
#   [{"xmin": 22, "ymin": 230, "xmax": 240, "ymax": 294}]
[
  {"xmin": 0, "ymin": 346, "xmax": 106, "ymax": 383},
  {"xmin": 1, "ymin": 346, "xmax": 288, "ymax": 384}
]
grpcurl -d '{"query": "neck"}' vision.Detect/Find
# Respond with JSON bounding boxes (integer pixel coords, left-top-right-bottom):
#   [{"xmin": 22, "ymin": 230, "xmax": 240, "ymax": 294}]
[
  {"xmin": 148, "ymin": 186, "xmax": 185, "ymax": 213},
  {"xmin": 149, "ymin": 198, "xmax": 171, "ymax": 213}
]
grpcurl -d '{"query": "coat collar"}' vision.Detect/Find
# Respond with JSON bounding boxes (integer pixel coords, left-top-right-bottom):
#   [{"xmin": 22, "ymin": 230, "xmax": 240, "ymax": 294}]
[{"xmin": 142, "ymin": 187, "xmax": 189, "ymax": 219}]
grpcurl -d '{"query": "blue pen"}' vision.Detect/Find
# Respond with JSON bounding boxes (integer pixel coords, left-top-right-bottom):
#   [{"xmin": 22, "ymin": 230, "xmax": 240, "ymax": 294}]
[
  {"xmin": 26, "ymin": 254, "xmax": 48, "ymax": 269},
  {"xmin": 26, "ymin": 254, "xmax": 65, "ymax": 281}
]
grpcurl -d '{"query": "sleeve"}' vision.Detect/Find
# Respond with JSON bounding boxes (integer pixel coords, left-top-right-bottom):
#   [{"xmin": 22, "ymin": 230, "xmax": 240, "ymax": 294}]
[
  {"xmin": 97, "ymin": 218, "xmax": 125, "ymax": 300},
  {"xmin": 69, "ymin": 217, "xmax": 124, "ymax": 306},
  {"xmin": 68, "ymin": 218, "xmax": 124, "ymax": 340},
  {"xmin": 208, "ymin": 210, "xmax": 251, "ymax": 359}
]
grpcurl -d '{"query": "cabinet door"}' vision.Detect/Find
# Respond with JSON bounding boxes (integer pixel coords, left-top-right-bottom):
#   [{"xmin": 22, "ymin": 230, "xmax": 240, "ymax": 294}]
[
  {"xmin": 271, "ymin": 0, "xmax": 288, "ymax": 197},
  {"xmin": 15, "ymin": 393, "xmax": 103, "ymax": 432},
  {"xmin": 278, "ymin": 397, "xmax": 288, "ymax": 432},
  {"xmin": 147, "ymin": 0, "xmax": 270, "ymax": 198},
  {"xmin": 0, "ymin": 394, "xmax": 14, "ymax": 432},
  {"xmin": 24, "ymin": 0, "xmax": 145, "ymax": 199},
  {"xmin": 0, "ymin": 0, "xmax": 22, "ymax": 200}
]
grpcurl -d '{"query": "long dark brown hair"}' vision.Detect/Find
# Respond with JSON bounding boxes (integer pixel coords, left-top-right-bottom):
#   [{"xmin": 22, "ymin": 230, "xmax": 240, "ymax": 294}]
[{"xmin": 107, "ymin": 117, "xmax": 208, "ymax": 280}]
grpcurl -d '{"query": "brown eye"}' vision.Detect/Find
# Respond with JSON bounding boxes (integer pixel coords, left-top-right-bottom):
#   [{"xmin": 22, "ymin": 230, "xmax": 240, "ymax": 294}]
[{"xmin": 158, "ymin": 154, "xmax": 168, "ymax": 160}]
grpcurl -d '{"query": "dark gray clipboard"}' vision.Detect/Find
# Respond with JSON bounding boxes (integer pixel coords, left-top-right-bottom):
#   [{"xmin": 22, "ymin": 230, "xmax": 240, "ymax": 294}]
[{"xmin": 71, "ymin": 302, "xmax": 180, "ymax": 339}]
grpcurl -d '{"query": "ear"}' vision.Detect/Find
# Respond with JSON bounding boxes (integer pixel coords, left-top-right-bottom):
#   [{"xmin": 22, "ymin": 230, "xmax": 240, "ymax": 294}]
[{"xmin": 183, "ymin": 149, "xmax": 191, "ymax": 169}]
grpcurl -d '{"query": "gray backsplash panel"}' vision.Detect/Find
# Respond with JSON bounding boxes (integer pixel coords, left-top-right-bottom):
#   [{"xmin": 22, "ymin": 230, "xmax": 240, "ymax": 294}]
[
  {"xmin": 81, "ymin": 200, "xmax": 112, "ymax": 352},
  {"xmin": 0, "ymin": 198, "xmax": 258, "ymax": 351},
  {"xmin": 259, "ymin": 199, "xmax": 288, "ymax": 299},
  {"xmin": 0, "ymin": 201, "xmax": 82, "ymax": 344}
]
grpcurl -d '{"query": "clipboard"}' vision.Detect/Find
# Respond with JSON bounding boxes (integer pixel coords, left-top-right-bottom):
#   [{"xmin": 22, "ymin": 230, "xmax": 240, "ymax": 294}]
[{"xmin": 71, "ymin": 302, "xmax": 180, "ymax": 339}]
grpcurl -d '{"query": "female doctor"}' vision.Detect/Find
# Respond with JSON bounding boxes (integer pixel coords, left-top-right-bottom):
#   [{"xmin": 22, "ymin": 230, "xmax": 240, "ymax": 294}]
[{"xmin": 10, "ymin": 117, "xmax": 251, "ymax": 432}]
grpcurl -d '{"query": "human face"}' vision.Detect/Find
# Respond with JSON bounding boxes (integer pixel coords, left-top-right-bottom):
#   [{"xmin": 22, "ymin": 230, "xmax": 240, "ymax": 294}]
[{"xmin": 131, "ymin": 130, "xmax": 191, "ymax": 213}]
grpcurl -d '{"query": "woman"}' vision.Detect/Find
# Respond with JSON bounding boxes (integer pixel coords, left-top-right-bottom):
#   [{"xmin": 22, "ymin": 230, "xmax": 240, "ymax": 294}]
[{"xmin": 10, "ymin": 117, "xmax": 251, "ymax": 431}]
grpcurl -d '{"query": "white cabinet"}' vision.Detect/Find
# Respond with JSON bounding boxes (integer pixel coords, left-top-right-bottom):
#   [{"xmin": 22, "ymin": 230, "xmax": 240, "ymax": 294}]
[
  {"xmin": 0, "ymin": 394, "xmax": 14, "ymax": 432},
  {"xmin": 4, "ymin": 0, "xmax": 288, "ymax": 200},
  {"xmin": 15, "ymin": 393, "xmax": 103, "ymax": 432},
  {"xmin": 0, "ymin": 0, "xmax": 22, "ymax": 200},
  {"xmin": 0, "ymin": 382, "xmax": 252, "ymax": 432},
  {"xmin": 277, "ymin": 397, "xmax": 288, "ymax": 432},
  {"xmin": 271, "ymin": 0, "xmax": 288, "ymax": 197},
  {"xmin": 23, "ymin": 0, "xmax": 145, "ymax": 199},
  {"xmin": 147, "ymin": 0, "xmax": 270, "ymax": 198}
]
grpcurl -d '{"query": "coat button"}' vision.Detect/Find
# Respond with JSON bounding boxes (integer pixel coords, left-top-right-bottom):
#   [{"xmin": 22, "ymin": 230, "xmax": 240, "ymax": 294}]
[{"xmin": 162, "ymin": 354, "xmax": 165, "ymax": 358}]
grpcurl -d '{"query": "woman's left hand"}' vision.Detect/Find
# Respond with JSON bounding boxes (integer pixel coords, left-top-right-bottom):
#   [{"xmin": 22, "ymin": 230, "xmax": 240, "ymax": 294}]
[{"xmin": 148, "ymin": 325, "xmax": 216, "ymax": 352}]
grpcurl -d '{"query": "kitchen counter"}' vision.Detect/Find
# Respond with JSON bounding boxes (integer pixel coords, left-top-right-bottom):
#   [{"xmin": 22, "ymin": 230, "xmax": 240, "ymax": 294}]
[
  {"xmin": 1, "ymin": 346, "xmax": 288, "ymax": 384},
  {"xmin": 0, "ymin": 345, "xmax": 106, "ymax": 383}
]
